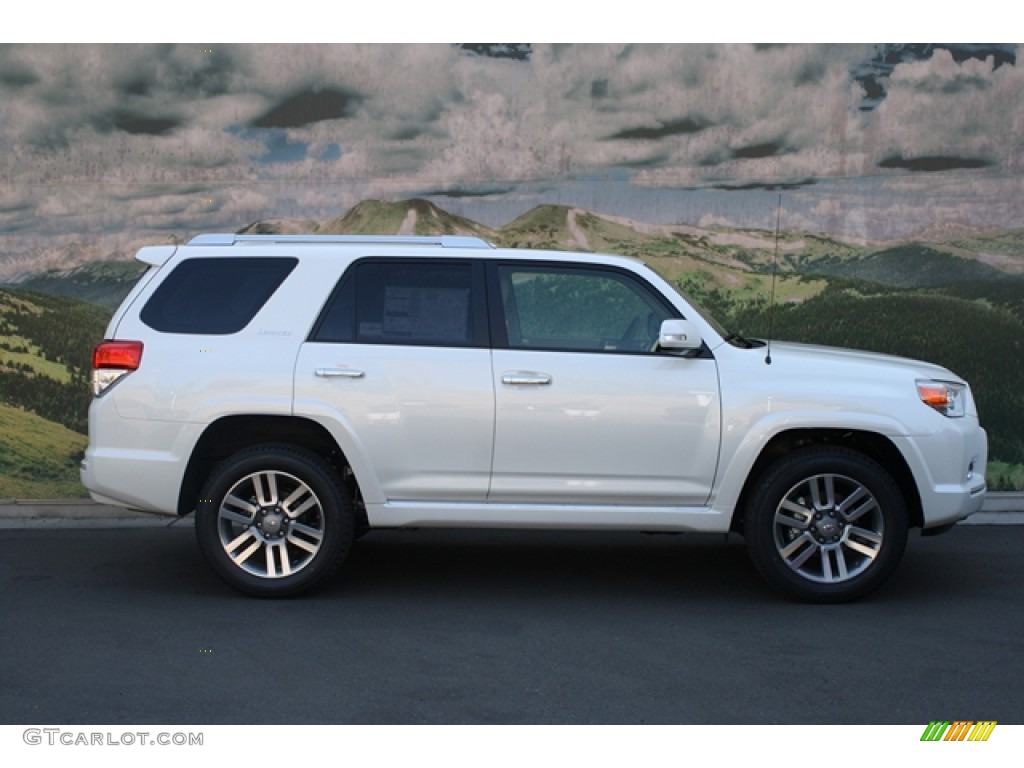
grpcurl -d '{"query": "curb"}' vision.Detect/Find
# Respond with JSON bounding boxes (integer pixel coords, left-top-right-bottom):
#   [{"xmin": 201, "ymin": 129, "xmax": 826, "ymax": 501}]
[
  {"xmin": 0, "ymin": 499, "xmax": 190, "ymax": 529},
  {"xmin": 1, "ymin": 494, "xmax": 1022, "ymax": 528}
]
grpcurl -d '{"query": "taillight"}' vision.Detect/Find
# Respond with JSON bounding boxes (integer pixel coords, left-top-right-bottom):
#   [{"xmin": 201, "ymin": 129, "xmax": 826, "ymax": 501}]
[{"xmin": 92, "ymin": 340, "xmax": 143, "ymax": 396}]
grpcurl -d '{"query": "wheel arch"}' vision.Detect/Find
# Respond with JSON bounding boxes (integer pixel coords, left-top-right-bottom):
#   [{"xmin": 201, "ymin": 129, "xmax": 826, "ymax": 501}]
[
  {"xmin": 177, "ymin": 414, "xmax": 367, "ymax": 524},
  {"xmin": 729, "ymin": 428, "xmax": 923, "ymax": 535}
]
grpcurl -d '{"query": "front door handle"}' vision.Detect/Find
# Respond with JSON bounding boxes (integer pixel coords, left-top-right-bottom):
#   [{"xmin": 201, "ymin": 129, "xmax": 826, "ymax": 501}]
[
  {"xmin": 315, "ymin": 367, "xmax": 365, "ymax": 379},
  {"xmin": 501, "ymin": 371, "xmax": 552, "ymax": 386}
]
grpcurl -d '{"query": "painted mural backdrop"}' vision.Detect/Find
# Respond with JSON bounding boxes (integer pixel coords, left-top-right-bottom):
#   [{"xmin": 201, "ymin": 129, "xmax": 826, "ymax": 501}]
[{"xmin": 1, "ymin": 43, "xmax": 1022, "ymax": 497}]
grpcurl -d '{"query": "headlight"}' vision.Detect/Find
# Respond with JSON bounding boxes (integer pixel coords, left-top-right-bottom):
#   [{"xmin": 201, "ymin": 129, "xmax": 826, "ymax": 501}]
[{"xmin": 916, "ymin": 379, "xmax": 966, "ymax": 418}]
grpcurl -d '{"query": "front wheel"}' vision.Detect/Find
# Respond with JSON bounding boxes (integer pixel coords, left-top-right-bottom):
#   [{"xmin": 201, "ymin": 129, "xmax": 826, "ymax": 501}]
[
  {"xmin": 195, "ymin": 444, "xmax": 354, "ymax": 597},
  {"xmin": 743, "ymin": 447, "xmax": 908, "ymax": 602}
]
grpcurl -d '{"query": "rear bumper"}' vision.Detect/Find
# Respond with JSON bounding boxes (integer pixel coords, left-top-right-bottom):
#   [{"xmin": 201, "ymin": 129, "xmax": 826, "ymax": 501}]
[
  {"xmin": 80, "ymin": 399, "xmax": 202, "ymax": 516},
  {"xmin": 81, "ymin": 450, "xmax": 183, "ymax": 516}
]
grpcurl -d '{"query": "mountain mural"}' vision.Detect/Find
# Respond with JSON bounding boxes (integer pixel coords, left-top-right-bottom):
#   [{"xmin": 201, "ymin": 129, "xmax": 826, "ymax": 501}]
[
  {"xmin": 2, "ymin": 198, "xmax": 1022, "ymax": 497},
  {"xmin": 2, "ymin": 43, "xmax": 1024, "ymax": 497}
]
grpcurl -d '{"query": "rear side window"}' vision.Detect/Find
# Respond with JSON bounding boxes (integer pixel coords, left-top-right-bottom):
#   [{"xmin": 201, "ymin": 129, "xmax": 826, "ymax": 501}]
[{"xmin": 141, "ymin": 257, "xmax": 297, "ymax": 334}]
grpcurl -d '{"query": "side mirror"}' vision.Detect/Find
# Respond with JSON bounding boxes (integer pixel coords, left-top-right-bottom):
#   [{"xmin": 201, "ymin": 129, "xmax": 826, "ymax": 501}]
[{"xmin": 658, "ymin": 319, "xmax": 703, "ymax": 354}]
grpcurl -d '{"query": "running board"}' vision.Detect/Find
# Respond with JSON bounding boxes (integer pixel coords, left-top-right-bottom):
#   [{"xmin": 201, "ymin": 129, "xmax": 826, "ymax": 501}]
[{"xmin": 365, "ymin": 501, "xmax": 728, "ymax": 533}]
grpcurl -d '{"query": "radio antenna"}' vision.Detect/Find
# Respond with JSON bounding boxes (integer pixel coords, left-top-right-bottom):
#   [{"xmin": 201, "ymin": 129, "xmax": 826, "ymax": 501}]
[{"xmin": 765, "ymin": 193, "xmax": 781, "ymax": 365}]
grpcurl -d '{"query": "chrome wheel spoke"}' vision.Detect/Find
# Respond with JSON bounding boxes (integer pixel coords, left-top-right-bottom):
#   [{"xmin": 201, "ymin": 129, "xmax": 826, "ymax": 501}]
[
  {"xmin": 780, "ymin": 533, "xmax": 817, "ymax": 570},
  {"xmin": 777, "ymin": 513, "xmax": 810, "ymax": 530},
  {"xmin": 815, "ymin": 546, "xmax": 851, "ymax": 582},
  {"xmin": 265, "ymin": 541, "xmax": 293, "ymax": 578},
  {"xmin": 777, "ymin": 499, "xmax": 811, "ymax": 530},
  {"xmin": 288, "ymin": 535, "xmax": 319, "ymax": 555},
  {"xmin": 844, "ymin": 527, "xmax": 882, "ymax": 559},
  {"xmin": 226, "ymin": 529, "xmax": 262, "ymax": 566},
  {"xmin": 290, "ymin": 521, "xmax": 323, "ymax": 541},
  {"xmin": 282, "ymin": 486, "xmax": 318, "ymax": 519},
  {"xmin": 839, "ymin": 547, "xmax": 852, "ymax": 579},
  {"xmin": 221, "ymin": 507, "xmax": 255, "ymax": 526},
  {"xmin": 838, "ymin": 486, "xmax": 875, "ymax": 522},
  {"xmin": 831, "ymin": 547, "xmax": 850, "ymax": 581},
  {"xmin": 809, "ymin": 475, "xmax": 835, "ymax": 511},
  {"xmin": 288, "ymin": 522, "xmax": 323, "ymax": 555},
  {"xmin": 275, "ymin": 542, "xmax": 293, "ymax": 577},
  {"xmin": 253, "ymin": 471, "xmax": 279, "ymax": 507},
  {"xmin": 266, "ymin": 542, "xmax": 277, "ymax": 578},
  {"xmin": 225, "ymin": 527, "xmax": 257, "ymax": 553},
  {"xmin": 224, "ymin": 493, "xmax": 258, "ymax": 517},
  {"xmin": 820, "ymin": 548, "xmax": 834, "ymax": 581}
]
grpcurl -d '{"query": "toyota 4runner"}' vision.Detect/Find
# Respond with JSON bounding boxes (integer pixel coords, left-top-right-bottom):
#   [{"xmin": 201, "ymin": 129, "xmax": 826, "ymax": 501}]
[{"xmin": 82, "ymin": 233, "xmax": 988, "ymax": 601}]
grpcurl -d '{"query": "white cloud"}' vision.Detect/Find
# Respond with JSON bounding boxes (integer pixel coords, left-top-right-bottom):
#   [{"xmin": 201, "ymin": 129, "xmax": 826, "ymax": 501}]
[
  {"xmin": 868, "ymin": 48, "xmax": 1024, "ymax": 165},
  {"xmin": 1, "ymin": 43, "xmax": 1022, "ymax": 253}
]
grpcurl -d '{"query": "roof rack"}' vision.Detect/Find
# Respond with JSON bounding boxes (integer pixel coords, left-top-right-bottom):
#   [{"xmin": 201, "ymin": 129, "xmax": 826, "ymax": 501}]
[{"xmin": 188, "ymin": 233, "xmax": 493, "ymax": 249}]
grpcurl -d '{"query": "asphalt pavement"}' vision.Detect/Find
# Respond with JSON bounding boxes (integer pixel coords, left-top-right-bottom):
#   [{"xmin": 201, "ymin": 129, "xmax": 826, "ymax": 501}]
[{"xmin": 1, "ymin": 519, "xmax": 1021, "ymax": 724}]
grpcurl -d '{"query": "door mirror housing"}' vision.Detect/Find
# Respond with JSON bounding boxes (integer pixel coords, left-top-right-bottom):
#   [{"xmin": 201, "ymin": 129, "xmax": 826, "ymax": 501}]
[{"xmin": 658, "ymin": 319, "xmax": 703, "ymax": 354}]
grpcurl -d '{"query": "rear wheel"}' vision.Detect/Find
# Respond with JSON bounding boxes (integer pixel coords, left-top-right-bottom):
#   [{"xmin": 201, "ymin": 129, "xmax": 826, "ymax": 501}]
[
  {"xmin": 744, "ymin": 447, "xmax": 908, "ymax": 602},
  {"xmin": 195, "ymin": 444, "xmax": 354, "ymax": 597}
]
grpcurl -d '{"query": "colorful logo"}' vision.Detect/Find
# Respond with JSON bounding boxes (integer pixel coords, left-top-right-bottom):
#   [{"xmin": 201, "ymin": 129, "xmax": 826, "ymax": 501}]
[{"xmin": 920, "ymin": 721, "xmax": 997, "ymax": 742}]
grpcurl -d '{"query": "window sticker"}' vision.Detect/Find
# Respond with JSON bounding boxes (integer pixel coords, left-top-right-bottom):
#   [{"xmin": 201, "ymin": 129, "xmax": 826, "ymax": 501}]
[{"xmin": 382, "ymin": 286, "xmax": 469, "ymax": 342}]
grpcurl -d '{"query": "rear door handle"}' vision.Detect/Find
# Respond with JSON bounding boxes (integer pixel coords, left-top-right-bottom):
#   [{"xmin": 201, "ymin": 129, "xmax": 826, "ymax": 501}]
[
  {"xmin": 501, "ymin": 371, "xmax": 552, "ymax": 386},
  {"xmin": 315, "ymin": 367, "xmax": 365, "ymax": 379}
]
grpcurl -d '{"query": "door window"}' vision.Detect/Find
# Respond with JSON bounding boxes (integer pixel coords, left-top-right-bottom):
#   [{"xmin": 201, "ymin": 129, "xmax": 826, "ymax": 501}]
[{"xmin": 495, "ymin": 264, "xmax": 675, "ymax": 353}]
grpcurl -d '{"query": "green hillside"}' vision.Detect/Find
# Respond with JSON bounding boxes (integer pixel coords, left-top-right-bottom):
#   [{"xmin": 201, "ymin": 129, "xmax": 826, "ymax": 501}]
[
  {"xmin": 0, "ymin": 403, "xmax": 88, "ymax": 498},
  {"xmin": 799, "ymin": 244, "xmax": 1009, "ymax": 287},
  {"xmin": 947, "ymin": 228, "xmax": 1024, "ymax": 273},
  {"xmin": 499, "ymin": 204, "xmax": 581, "ymax": 249},
  {"xmin": 15, "ymin": 260, "xmax": 147, "ymax": 311},
  {"xmin": 0, "ymin": 288, "xmax": 106, "ymax": 436},
  {"xmin": 0, "ymin": 288, "xmax": 106, "ymax": 497},
  {"xmin": 321, "ymin": 198, "xmax": 496, "ymax": 239},
  {"xmin": 934, "ymin": 280, "xmax": 1024, "ymax": 324}
]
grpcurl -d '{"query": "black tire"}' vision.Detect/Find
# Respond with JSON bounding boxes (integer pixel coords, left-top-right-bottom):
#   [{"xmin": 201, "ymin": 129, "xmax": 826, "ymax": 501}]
[
  {"xmin": 743, "ymin": 447, "xmax": 908, "ymax": 603},
  {"xmin": 195, "ymin": 444, "xmax": 354, "ymax": 597}
]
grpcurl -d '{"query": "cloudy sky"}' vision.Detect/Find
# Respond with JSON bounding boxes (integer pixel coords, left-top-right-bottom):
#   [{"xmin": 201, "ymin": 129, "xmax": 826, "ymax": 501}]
[{"xmin": 1, "ymin": 43, "xmax": 1022, "ymax": 261}]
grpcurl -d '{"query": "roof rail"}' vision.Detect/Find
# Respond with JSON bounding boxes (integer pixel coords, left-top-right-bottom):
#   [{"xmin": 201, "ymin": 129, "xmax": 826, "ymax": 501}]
[{"xmin": 188, "ymin": 233, "xmax": 493, "ymax": 249}]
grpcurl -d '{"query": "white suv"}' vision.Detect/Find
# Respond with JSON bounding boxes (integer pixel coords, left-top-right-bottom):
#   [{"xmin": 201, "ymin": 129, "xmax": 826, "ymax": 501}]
[{"xmin": 82, "ymin": 233, "xmax": 988, "ymax": 601}]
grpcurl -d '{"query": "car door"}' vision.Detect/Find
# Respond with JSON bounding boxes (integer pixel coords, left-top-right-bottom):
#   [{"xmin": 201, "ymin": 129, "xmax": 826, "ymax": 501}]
[
  {"xmin": 294, "ymin": 258, "xmax": 495, "ymax": 502},
  {"xmin": 487, "ymin": 261, "xmax": 721, "ymax": 506}
]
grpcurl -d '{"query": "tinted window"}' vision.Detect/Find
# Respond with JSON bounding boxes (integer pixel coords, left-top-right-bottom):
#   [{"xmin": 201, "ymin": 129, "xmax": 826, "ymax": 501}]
[
  {"xmin": 141, "ymin": 257, "xmax": 297, "ymax": 335},
  {"xmin": 312, "ymin": 260, "xmax": 479, "ymax": 347},
  {"xmin": 497, "ymin": 265, "xmax": 674, "ymax": 353},
  {"xmin": 313, "ymin": 273, "xmax": 355, "ymax": 343}
]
